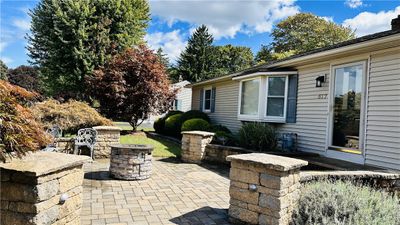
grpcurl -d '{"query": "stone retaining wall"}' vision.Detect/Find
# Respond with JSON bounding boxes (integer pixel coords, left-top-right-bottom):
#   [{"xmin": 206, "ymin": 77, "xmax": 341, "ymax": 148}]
[
  {"xmin": 0, "ymin": 152, "xmax": 90, "ymax": 225},
  {"xmin": 227, "ymin": 153, "xmax": 308, "ymax": 225},
  {"xmin": 181, "ymin": 131, "xmax": 214, "ymax": 164},
  {"xmin": 93, "ymin": 126, "xmax": 121, "ymax": 159},
  {"xmin": 55, "ymin": 137, "xmax": 74, "ymax": 153},
  {"xmin": 204, "ymin": 144, "xmax": 253, "ymax": 164}
]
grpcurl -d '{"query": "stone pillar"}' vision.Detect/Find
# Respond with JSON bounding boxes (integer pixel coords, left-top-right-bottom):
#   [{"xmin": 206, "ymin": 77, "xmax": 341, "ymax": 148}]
[
  {"xmin": 227, "ymin": 153, "xmax": 308, "ymax": 225},
  {"xmin": 0, "ymin": 152, "xmax": 90, "ymax": 225},
  {"xmin": 181, "ymin": 131, "xmax": 215, "ymax": 164},
  {"xmin": 92, "ymin": 126, "xmax": 121, "ymax": 159}
]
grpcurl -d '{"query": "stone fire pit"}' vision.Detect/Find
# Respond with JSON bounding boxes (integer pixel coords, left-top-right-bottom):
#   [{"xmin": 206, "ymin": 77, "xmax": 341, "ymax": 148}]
[{"xmin": 109, "ymin": 144, "xmax": 153, "ymax": 180}]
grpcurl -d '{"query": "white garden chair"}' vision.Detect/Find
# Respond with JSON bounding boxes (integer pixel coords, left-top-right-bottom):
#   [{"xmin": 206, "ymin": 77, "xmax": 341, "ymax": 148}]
[{"xmin": 74, "ymin": 128, "xmax": 97, "ymax": 159}]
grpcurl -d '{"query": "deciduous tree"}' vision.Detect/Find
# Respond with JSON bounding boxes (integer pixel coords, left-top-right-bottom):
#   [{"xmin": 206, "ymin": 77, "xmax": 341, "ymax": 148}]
[
  {"xmin": 86, "ymin": 46, "xmax": 175, "ymax": 130},
  {"xmin": 7, "ymin": 65, "xmax": 42, "ymax": 93},
  {"xmin": 0, "ymin": 80, "xmax": 50, "ymax": 161},
  {"xmin": 28, "ymin": 0, "xmax": 150, "ymax": 98},
  {"xmin": 271, "ymin": 13, "xmax": 355, "ymax": 54},
  {"xmin": 0, "ymin": 60, "xmax": 8, "ymax": 80},
  {"xmin": 212, "ymin": 44, "xmax": 254, "ymax": 76}
]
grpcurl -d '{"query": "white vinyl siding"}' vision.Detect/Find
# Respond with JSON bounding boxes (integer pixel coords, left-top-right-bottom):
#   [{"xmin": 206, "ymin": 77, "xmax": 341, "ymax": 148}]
[
  {"xmin": 192, "ymin": 81, "xmax": 242, "ymax": 133},
  {"xmin": 365, "ymin": 49, "xmax": 400, "ymax": 170},
  {"xmin": 190, "ymin": 46, "xmax": 400, "ymax": 170},
  {"xmin": 278, "ymin": 65, "xmax": 330, "ymax": 154}
]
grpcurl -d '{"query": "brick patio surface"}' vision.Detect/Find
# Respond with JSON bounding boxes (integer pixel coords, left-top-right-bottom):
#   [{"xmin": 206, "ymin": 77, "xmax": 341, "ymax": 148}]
[{"xmin": 81, "ymin": 158, "xmax": 231, "ymax": 225}]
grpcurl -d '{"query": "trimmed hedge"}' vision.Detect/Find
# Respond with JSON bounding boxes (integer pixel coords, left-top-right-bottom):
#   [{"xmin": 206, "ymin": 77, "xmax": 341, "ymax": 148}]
[
  {"xmin": 178, "ymin": 110, "xmax": 210, "ymax": 130},
  {"xmin": 164, "ymin": 114, "xmax": 183, "ymax": 137},
  {"xmin": 153, "ymin": 110, "xmax": 183, "ymax": 134},
  {"xmin": 292, "ymin": 180, "xmax": 400, "ymax": 225},
  {"xmin": 181, "ymin": 118, "xmax": 210, "ymax": 132}
]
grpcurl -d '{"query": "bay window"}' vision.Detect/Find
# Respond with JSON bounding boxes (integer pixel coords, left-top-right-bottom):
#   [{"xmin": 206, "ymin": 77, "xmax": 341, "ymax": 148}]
[{"xmin": 238, "ymin": 74, "xmax": 293, "ymax": 123}]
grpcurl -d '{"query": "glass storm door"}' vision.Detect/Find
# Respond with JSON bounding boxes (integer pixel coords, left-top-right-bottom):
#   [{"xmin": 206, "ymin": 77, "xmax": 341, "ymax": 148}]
[{"xmin": 331, "ymin": 63, "xmax": 364, "ymax": 152}]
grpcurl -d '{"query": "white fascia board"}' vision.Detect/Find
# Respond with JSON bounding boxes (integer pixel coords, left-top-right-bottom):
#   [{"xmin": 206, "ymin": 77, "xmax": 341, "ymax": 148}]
[{"xmin": 232, "ymin": 71, "xmax": 298, "ymax": 81}]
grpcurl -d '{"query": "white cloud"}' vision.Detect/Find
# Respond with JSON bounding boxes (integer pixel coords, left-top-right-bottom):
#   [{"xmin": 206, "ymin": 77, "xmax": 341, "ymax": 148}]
[
  {"xmin": 345, "ymin": 0, "xmax": 363, "ymax": 9},
  {"xmin": 0, "ymin": 56, "xmax": 13, "ymax": 65},
  {"xmin": 149, "ymin": 0, "xmax": 300, "ymax": 39},
  {"xmin": 321, "ymin": 16, "xmax": 334, "ymax": 22},
  {"xmin": 343, "ymin": 6, "xmax": 400, "ymax": 36},
  {"xmin": 145, "ymin": 30, "xmax": 187, "ymax": 63},
  {"xmin": 13, "ymin": 18, "xmax": 31, "ymax": 31},
  {"xmin": 0, "ymin": 42, "xmax": 7, "ymax": 53}
]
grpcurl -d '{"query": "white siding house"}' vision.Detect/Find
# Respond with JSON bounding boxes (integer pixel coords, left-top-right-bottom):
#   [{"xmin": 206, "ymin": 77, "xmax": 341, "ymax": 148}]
[
  {"xmin": 171, "ymin": 80, "xmax": 192, "ymax": 112},
  {"xmin": 190, "ymin": 18, "xmax": 400, "ymax": 170}
]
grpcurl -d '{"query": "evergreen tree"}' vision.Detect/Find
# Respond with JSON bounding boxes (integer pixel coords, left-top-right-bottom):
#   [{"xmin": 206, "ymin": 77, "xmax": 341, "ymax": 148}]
[
  {"xmin": 28, "ymin": 0, "xmax": 150, "ymax": 99},
  {"xmin": 0, "ymin": 60, "xmax": 8, "ymax": 80},
  {"xmin": 177, "ymin": 25, "xmax": 215, "ymax": 82},
  {"xmin": 156, "ymin": 48, "xmax": 170, "ymax": 69}
]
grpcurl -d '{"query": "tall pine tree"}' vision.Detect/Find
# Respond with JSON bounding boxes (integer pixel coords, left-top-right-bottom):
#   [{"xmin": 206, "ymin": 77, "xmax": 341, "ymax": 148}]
[
  {"xmin": 177, "ymin": 25, "xmax": 215, "ymax": 82},
  {"xmin": 28, "ymin": 0, "xmax": 150, "ymax": 99},
  {"xmin": 0, "ymin": 60, "xmax": 8, "ymax": 80}
]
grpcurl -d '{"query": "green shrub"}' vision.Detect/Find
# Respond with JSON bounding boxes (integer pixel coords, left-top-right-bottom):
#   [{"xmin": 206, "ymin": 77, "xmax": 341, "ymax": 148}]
[
  {"xmin": 210, "ymin": 124, "xmax": 232, "ymax": 134},
  {"xmin": 178, "ymin": 110, "xmax": 210, "ymax": 128},
  {"xmin": 292, "ymin": 180, "xmax": 400, "ymax": 225},
  {"xmin": 181, "ymin": 118, "xmax": 211, "ymax": 132},
  {"xmin": 238, "ymin": 122, "xmax": 278, "ymax": 151},
  {"xmin": 153, "ymin": 110, "xmax": 183, "ymax": 134},
  {"xmin": 164, "ymin": 113, "xmax": 183, "ymax": 137},
  {"xmin": 153, "ymin": 118, "xmax": 164, "ymax": 133},
  {"xmin": 31, "ymin": 99, "xmax": 112, "ymax": 135},
  {"xmin": 209, "ymin": 124, "xmax": 237, "ymax": 146}
]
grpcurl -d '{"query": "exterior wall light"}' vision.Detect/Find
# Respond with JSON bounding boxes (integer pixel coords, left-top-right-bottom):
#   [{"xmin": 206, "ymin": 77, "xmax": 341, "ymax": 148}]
[{"xmin": 315, "ymin": 75, "xmax": 326, "ymax": 87}]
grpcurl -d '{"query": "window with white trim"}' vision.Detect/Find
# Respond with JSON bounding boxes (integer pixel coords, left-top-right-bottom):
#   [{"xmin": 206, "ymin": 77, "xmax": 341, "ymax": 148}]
[
  {"xmin": 203, "ymin": 88, "xmax": 212, "ymax": 111},
  {"xmin": 266, "ymin": 77, "xmax": 287, "ymax": 118},
  {"xmin": 240, "ymin": 79, "xmax": 260, "ymax": 115},
  {"xmin": 238, "ymin": 75, "xmax": 289, "ymax": 122}
]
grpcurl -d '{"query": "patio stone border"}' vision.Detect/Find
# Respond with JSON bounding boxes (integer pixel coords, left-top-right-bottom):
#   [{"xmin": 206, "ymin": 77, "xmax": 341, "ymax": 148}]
[
  {"xmin": 181, "ymin": 131, "xmax": 215, "ymax": 164},
  {"xmin": 227, "ymin": 153, "xmax": 308, "ymax": 225},
  {"xmin": 0, "ymin": 152, "xmax": 90, "ymax": 225}
]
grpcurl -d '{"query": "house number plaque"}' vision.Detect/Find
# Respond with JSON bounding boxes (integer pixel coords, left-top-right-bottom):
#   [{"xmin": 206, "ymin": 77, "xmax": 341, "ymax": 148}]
[{"xmin": 318, "ymin": 94, "xmax": 328, "ymax": 99}]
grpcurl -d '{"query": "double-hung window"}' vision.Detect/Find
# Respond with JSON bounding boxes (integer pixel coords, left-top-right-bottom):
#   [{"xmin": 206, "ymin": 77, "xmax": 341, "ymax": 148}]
[
  {"xmin": 265, "ymin": 77, "xmax": 287, "ymax": 119},
  {"xmin": 237, "ymin": 74, "xmax": 292, "ymax": 123},
  {"xmin": 203, "ymin": 88, "xmax": 212, "ymax": 112}
]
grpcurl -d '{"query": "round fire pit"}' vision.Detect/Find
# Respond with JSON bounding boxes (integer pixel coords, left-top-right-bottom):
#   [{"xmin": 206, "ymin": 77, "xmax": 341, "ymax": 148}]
[{"xmin": 109, "ymin": 144, "xmax": 153, "ymax": 180}]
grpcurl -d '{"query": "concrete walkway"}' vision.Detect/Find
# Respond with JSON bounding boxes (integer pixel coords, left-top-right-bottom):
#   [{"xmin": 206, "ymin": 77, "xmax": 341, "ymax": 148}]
[{"xmin": 81, "ymin": 158, "xmax": 231, "ymax": 225}]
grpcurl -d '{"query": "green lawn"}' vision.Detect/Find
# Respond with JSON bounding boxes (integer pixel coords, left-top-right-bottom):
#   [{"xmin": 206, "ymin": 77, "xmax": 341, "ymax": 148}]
[
  {"xmin": 120, "ymin": 134, "xmax": 180, "ymax": 158},
  {"xmin": 113, "ymin": 121, "xmax": 154, "ymax": 132}
]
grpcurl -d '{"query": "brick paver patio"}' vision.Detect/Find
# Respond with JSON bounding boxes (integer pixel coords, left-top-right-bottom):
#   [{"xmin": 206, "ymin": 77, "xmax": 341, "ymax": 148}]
[{"xmin": 81, "ymin": 158, "xmax": 231, "ymax": 225}]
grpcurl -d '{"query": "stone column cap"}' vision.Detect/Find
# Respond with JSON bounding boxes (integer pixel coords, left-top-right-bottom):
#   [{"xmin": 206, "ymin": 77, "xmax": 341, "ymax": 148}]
[
  {"xmin": 181, "ymin": 131, "xmax": 215, "ymax": 137},
  {"xmin": 93, "ymin": 126, "xmax": 122, "ymax": 131},
  {"xmin": 0, "ymin": 152, "xmax": 91, "ymax": 177},
  {"xmin": 227, "ymin": 153, "xmax": 308, "ymax": 172}
]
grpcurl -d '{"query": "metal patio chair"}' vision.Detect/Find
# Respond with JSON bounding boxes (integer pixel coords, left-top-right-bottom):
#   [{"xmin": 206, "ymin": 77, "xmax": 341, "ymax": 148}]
[
  {"xmin": 74, "ymin": 128, "xmax": 97, "ymax": 159},
  {"xmin": 42, "ymin": 125, "xmax": 63, "ymax": 152}
]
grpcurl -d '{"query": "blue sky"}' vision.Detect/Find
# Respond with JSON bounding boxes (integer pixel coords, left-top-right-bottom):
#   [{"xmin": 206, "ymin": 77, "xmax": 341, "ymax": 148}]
[{"xmin": 1, "ymin": 0, "xmax": 400, "ymax": 68}]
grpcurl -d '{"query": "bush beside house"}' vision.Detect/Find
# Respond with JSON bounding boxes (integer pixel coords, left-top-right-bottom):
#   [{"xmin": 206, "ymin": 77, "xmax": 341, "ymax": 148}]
[
  {"xmin": 238, "ymin": 122, "xmax": 278, "ymax": 152},
  {"xmin": 181, "ymin": 118, "xmax": 211, "ymax": 132}
]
